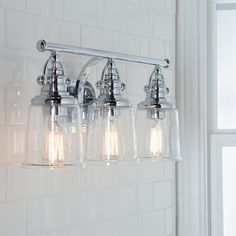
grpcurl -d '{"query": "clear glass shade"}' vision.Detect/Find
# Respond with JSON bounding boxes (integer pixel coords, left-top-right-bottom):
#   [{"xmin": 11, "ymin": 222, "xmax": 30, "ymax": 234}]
[
  {"xmin": 85, "ymin": 107, "xmax": 137, "ymax": 164},
  {"xmin": 136, "ymin": 108, "xmax": 181, "ymax": 161},
  {"xmin": 24, "ymin": 103, "xmax": 82, "ymax": 168}
]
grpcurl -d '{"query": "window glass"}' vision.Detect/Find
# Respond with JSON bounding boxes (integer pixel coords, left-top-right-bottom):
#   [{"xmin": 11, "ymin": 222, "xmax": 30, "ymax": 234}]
[
  {"xmin": 222, "ymin": 147, "xmax": 236, "ymax": 236},
  {"xmin": 217, "ymin": 1, "xmax": 236, "ymax": 3},
  {"xmin": 217, "ymin": 10, "xmax": 236, "ymax": 128}
]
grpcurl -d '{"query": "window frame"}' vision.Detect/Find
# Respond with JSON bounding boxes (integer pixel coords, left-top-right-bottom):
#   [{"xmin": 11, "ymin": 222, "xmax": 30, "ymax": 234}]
[
  {"xmin": 209, "ymin": 1, "xmax": 236, "ymax": 235},
  {"xmin": 210, "ymin": 134, "xmax": 236, "ymax": 236}
]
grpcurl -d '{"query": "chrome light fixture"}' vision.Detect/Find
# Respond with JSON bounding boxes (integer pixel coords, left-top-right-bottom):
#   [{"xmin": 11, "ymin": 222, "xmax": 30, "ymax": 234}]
[
  {"xmin": 136, "ymin": 65, "xmax": 181, "ymax": 161},
  {"xmin": 24, "ymin": 52, "xmax": 82, "ymax": 168},
  {"xmin": 85, "ymin": 58, "xmax": 137, "ymax": 165},
  {"xmin": 27, "ymin": 39, "xmax": 180, "ymax": 167}
]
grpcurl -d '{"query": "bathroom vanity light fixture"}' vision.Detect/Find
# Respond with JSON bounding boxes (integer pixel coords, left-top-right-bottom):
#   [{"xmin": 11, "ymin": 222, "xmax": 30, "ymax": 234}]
[
  {"xmin": 85, "ymin": 58, "xmax": 137, "ymax": 164},
  {"xmin": 136, "ymin": 66, "xmax": 181, "ymax": 161},
  {"xmin": 24, "ymin": 39, "xmax": 180, "ymax": 167},
  {"xmin": 24, "ymin": 52, "xmax": 82, "ymax": 168}
]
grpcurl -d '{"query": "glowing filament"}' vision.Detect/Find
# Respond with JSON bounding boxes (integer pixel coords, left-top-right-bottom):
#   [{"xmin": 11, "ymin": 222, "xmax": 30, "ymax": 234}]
[
  {"xmin": 103, "ymin": 118, "xmax": 120, "ymax": 159},
  {"xmin": 47, "ymin": 131, "xmax": 64, "ymax": 164},
  {"xmin": 149, "ymin": 120, "xmax": 163, "ymax": 158}
]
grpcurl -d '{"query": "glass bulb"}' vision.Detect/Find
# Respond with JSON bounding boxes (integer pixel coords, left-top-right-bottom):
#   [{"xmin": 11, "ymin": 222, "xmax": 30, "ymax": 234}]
[
  {"xmin": 102, "ymin": 116, "xmax": 124, "ymax": 160},
  {"xmin": 86, "ymin": 107, "xmax": 136, "ymax": 164},
  {"xmin": 24, "ymin": 104, "xmax": 82, "ymax": 167},
  {"xmin": 147, "ymin": 119, "xmax": 167, "ymax": 159},
  {"xmin": 43, "ymin": 113, "xmax": 69, "ymax": 168}
]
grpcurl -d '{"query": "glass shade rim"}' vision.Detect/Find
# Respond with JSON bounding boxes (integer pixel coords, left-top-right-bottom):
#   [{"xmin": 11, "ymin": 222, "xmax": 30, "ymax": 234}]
[
  {"xmin": 137, "ymin": 107, "xmax": 178, "ymax": 112},
  {"xmin": 22, "ymin": 160, "xmax": 85, "ymax": 168},
  {"xmin": 138, "ymin": 155, "xmax": 182, "ymax": 162}
]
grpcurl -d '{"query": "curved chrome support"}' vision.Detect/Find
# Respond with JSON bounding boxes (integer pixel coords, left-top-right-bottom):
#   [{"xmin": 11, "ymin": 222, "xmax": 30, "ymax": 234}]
[{"xmin": 77, "ymin": 57, "xmax": 104, "ymax": 105}]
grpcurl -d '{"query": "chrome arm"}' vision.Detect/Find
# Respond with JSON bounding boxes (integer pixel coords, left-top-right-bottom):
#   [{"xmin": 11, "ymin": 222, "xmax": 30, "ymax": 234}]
[
  {"xmin": 37, "ymin": 40, "xmax": 169, "ymax": 67},
  {"xmin": 77, "ymin": 57, "xmax": 103, "ymax": 105}
]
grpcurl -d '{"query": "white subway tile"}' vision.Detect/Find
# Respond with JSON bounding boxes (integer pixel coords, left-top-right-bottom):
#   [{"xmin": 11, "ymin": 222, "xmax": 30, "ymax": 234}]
[
  {"xmin": 26, "ymin": 0, "xmax": 41, "ymax": 15},
  {"xmin": 0, "ymin": 164, "xmax": 6, "ymax": 201},
  {"xmin": 81, "ymin": 25, "xmax": 113, "ymax": 50},
  {"xmin": 8, "ymin": 125, "xmax": 26, "ymax": 163},
  {"xmin": 0, "ymin": 126, "xmax": 9, "ymax": 162},
  {"xmin": 0, "ymin": 88, "xmax": 6, "ymax": 124},
  {"xmin": 138, "ymin": 183, "xmax": 152, "ymax": 212},
  {"xmin": 164, "ymin": 160, "xmax": 174, "ymax": 180},
  {"xmin": 6, "ymin": 87, "xmax": 30, "ymax": 124},
  {"xmin": 139, "ymin": 37, "xmax": 165, "ymax": 58},
  {"xmin": 96, "ymin": 187, "xmax": 127, "ymax": 220},
  {"xmin": 113, "ymin": 32, "xmax": 140, "ymax": 55},
  {"xmin": 165, "ymin": 208, "xmax": 174, "ymax": 235},
  {"xmin": 0, "ymin": 201, "xmax": 26, "ymax": 236},
  {"xmin": 140, "ymin": 0, "xmax": 165, "ymax": 11},
  {"xmin": 0, "ymin": 0, "xmax": 26, "ymax": 11},
  {"xmin": 65, "ymin": 191, "xmax": 95, "ymax": 227},
  {"xmin": 94, "ymin": 220, "xmax": 113, "ymax": 236},
  {"xmin": 139, "ymin": 161, "xmax": 164, "ymax": 183},
  {"xmin": 113, "ymin": 215, "xmax": 139, "ymax": 236},
  {"xmin": 6, "ymin": 165, "xmax": 44, "ymax": 200},
  {"xmin": 127, "ymin": 185, "xmax": 138, "ymax": 215},
  {"xmin": 26, "ymin": 198, "xmax": 44, "ymax": 235},
  {"xmin": 43, "ymin": 0, "xmax": 63, "ymax": 19},
  {"xmin": 58, "ymin": 21, "xmax": 81, "ymax": 46},
  {"xmin": 127, "ymin": 5, "xmax": 151, "ymax": 36},
  {"xmin": 140, "ymin": 211, "xmax": 165, "ymax": 236},
  {"xmin": 25, "ymin": 52, "xmax": 47, "ymax": 87},
  {"xmin": 64, "ymin": 0, "xmax": 97, "ymax": 25},
  {"xmin": 153, "ymin": 181, "xmax": 172, "ymax": 210},
  {"xmin": 79, "ymin": 167, "xmax": 95, "ymax": 191},
  {"xmin": 93, "ymin": 165, "xmax": 112, "ymax": 189},
  {"xmin": 112, "ymin": 165, "xmax": 138, "ymax": 186},
  {"xmin": 44, "ymin": 168, "xmax": 80, "ymax": 195},
  {"xmin": 126, "ymin": 64, "xmax": 151, "ymax": 95},
  {"xmin": 97, "ymin": 0, "xmax": 127, "ymax": 31},
  {"xmin": 128, "ymin": 94, "xmax": 145, "ymax": 108},
  {"xmin": 165, "ymin": 0, "xmax": 176, "ymax": 14},
  {"xmin": 152, "ymin": 14, "xmax": 175, "ymax": 41},
  {"xmin": 79, "ymin": 224, "xmax": 94, "ymax": 236},
  {"xmin": 0, "ymin": 8, "xmax": 4, "ymax": 45},
  {"xmin": 43, "ymin": 195, "xmax": 65, "ymax": 231},
  {"xmin": 140, "ymin": 37, "xmax": 149, "ymax": 57},
  {"xmin": 6, "ymin": 10, "xmax": 44, "ymax": 50},
  {"xmin": 0, "ymin": 49, "xmax": 25, "ymax": 86},
  {"xmin": 27, "ymin": 0, "xmax": 63, "ymax": 18},
  {"xmin": 123, "ymin": 0, "xmax": 140, "ymax": 4},
  {"xmin": 149, "ymin": 38, "xmax": 165, "ymax": 58},
  {"xmin": 48, "ymin": 227, "xmax": 81, "ymax": 236},
  {"xmin": 44, "ymin": 18, "xmax": 59, "ymax": 42}
]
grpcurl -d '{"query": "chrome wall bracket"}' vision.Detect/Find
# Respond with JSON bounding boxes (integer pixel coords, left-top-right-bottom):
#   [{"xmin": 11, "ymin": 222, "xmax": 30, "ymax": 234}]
[{"xmin": 35, "ymin": 40, "xmax": 171, "ymax": 118}]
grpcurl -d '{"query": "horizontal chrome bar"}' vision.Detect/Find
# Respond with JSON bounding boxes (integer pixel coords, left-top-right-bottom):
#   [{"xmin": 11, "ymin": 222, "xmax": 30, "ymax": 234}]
[
  {"xmin": 37, "ymin": 40, "xmax": 169, "ymax": 67},
  {"xmin": 217, "ymin": 3, "xmax": 236, "ymax": 10}
]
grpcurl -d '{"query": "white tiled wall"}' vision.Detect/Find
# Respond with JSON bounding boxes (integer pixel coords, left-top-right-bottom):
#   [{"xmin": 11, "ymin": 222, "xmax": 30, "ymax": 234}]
[{"xmin": 0, "ymin": 0, "xmax": 176, "ymax": 235}]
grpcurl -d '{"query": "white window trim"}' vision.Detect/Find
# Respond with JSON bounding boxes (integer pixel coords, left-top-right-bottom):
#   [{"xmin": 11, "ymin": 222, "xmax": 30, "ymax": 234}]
[
  {"xmin": 208, "ymin": 1, "xmax": 236, "ymax": 235},
  {"xmin": 176, "ymin": 0, "xmax": 209, "ymax": 236}
]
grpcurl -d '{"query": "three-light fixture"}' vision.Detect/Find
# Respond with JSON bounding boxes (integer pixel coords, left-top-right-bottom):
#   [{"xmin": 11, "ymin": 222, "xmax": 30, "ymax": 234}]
[{"xmin": 23, "ymin": 40, "xmax": 181, "ymax": 168}]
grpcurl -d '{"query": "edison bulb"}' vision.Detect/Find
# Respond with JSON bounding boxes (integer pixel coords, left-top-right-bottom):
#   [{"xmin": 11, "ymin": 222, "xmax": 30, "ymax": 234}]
[
  {"xmin": 44, "ymin": 114, "xmax": 69, "ymax": 167},
  {"xmin": 102, "ymin": 116, "xmax": 124, "ymax": 160},
  {"xmin": 147, "ymin": 119, "xmax": 166, "ymax": 159}
]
